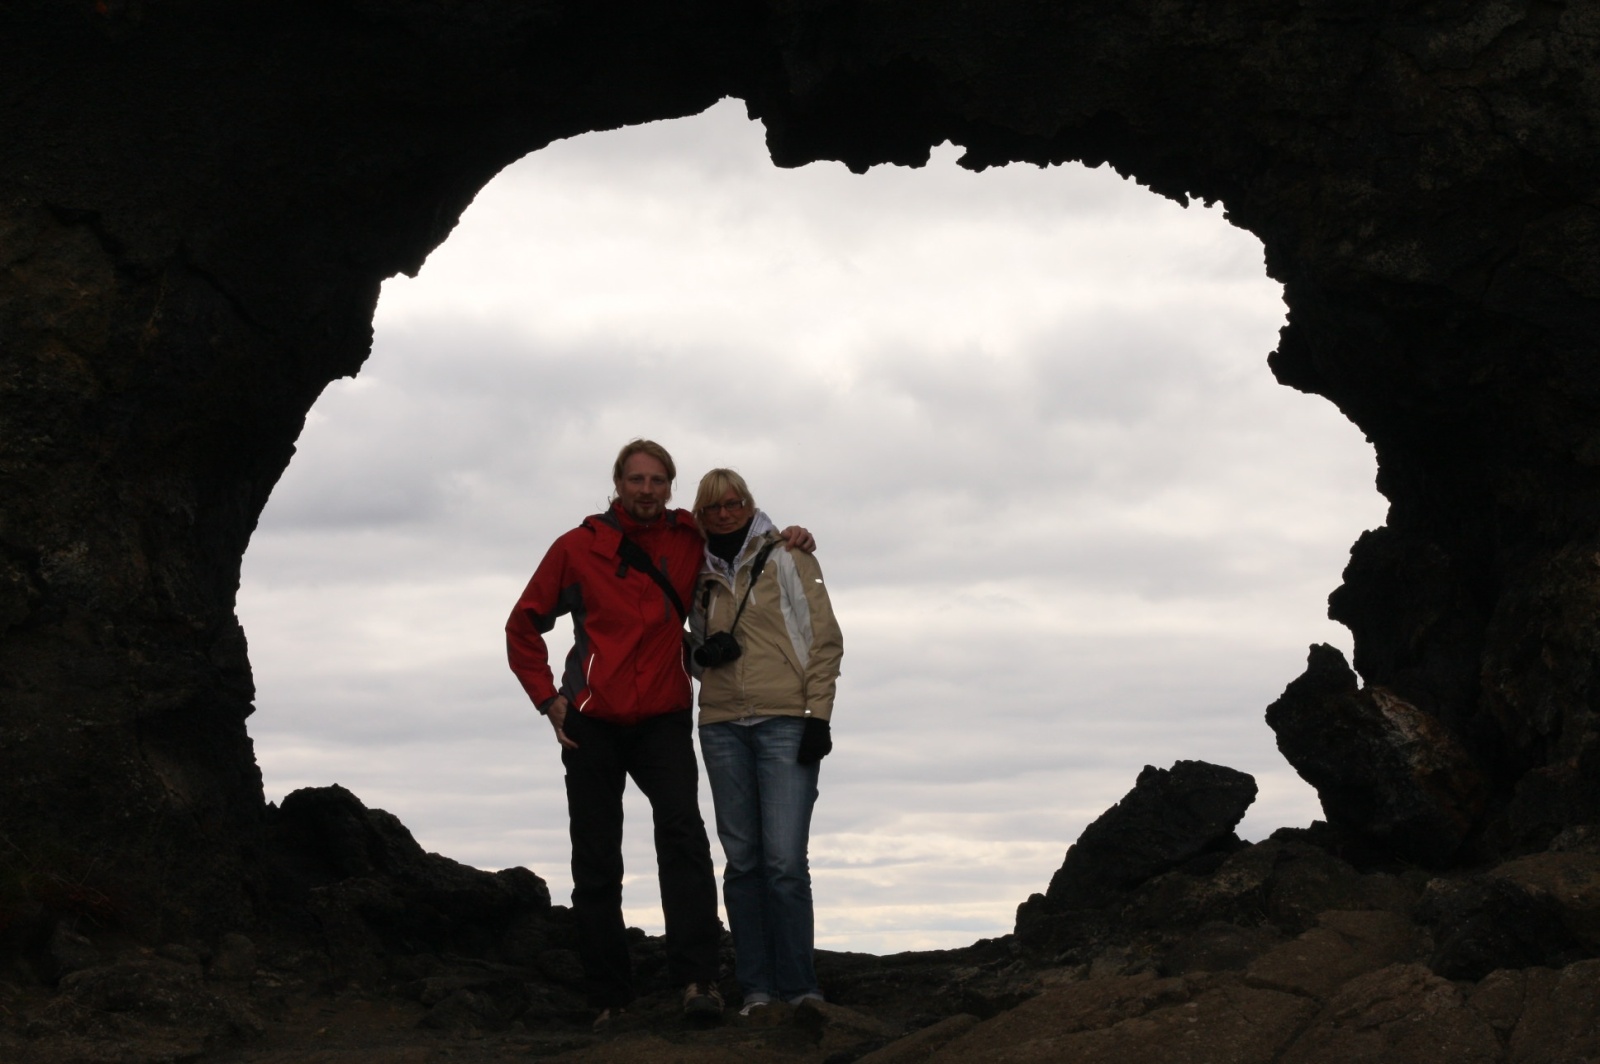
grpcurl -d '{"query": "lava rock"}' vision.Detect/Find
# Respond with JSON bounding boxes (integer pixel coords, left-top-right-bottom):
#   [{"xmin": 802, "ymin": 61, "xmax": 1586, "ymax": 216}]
[
  {"xmin": 923, "ymin": 972, "xmax": 1313, "ymax": 1064},
  {"xmin": 1417, "ymin": 874, "xmax": 1587, "ymax": 981},
  {"xmin": 32, "ymin": 924, "xmax": 101, "ymax": 985},
  {"xmin": 1489, "ymin": 850, "xmax": 1600, "ymax": 947},
  {"xmin": 1042, "ymin": 761, "xmax": 1258, "ymax": 911},
  {"xmin": 855, "ymin": 1013, "xmax": 979, "ymax": 1064},
  {"xmin": 207, "ymin": 932, "xmax": 256, "ymax": 983},
  {"xmin": 264, "ymin": 785, "xmax": 552, "ymax": 973},
  {"xmin": 1266, "ymin": 644, "xmax": 1487, "ymax": 866},
  {"xmin": 1277, "ymin": 964, "xmax": 1501, "ymax": 1063},
  {"xmin": 1243, "ymin": 910, "xmax": 1430, "ymax": 999},
  {"xmin": 1162, "ymin": 922, "xmax": 1286, "ymax": 976},
  {"xmin": 54, "ymin": 958, "xmax": 264, "ymax": 1044}
]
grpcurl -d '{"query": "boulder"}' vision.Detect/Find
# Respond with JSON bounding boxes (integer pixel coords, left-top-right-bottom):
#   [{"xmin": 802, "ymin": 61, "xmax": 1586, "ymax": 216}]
[
  {"xmin": 1266, "ymin": 645, "xmax": 1486, "ymax": 866},
  {"xmin": 264, "ymin": 785, "xmax": 552, "ymax": 973},
  {"xmin": 1489, "ymin": 850, "xmax": 1600, "ymax": 947},
  {"xmin": 1416, "ymin": 874, "xmax": 1587, "ymax": 980},
  {"xmin": 1040, "ymin": 761, "xmax": 1257, "ymax": 911}
]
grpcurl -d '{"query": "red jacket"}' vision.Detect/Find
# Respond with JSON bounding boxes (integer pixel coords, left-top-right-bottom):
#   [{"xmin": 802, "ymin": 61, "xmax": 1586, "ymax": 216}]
[{"xmin": 506, "ymin": 503, "xmax": 704, "ymax": 726}]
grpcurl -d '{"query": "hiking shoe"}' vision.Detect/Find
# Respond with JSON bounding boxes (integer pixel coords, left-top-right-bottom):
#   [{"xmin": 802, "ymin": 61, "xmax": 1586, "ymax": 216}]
[
  {"xmin": 738, "ymin": 1000, "xmax": 770, "ymax": 1018},
  {"xmin": 787, "ymin": 991, "xmax": 826, "ymax": 1006},
  {"xmin": 592, "ymin": 1006, "xmax": 626, "ymax": 1031},
  {"xmin": 682, "ymin": 982, "xmax": 724, "ymax": 1020}
]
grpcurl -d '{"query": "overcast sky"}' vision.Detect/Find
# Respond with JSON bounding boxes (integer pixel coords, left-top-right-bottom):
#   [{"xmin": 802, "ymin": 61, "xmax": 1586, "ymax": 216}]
[{"xmin": 236, "ymin": 99, "xmax": 1387, "ymax": 955}]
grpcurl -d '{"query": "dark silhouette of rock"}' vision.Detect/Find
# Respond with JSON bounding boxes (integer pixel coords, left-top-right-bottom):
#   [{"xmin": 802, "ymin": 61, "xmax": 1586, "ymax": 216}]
[
  {"xmin": 1015, "ymin": 761, "xmax": 1257, "ymax": 963},
  {"xmin": 1266, "ymin": 644, "xmax": 1487, "ymax": 866},
  {"xmin": 8, "ymin": 805, "xmax": 1600, "ymax": 1060},
  {"xmin": 1044, "ymin": 761, "xmax": 1258, "ymax": 910},
  {"xmin": 1138, "ymin": 837, "xmax": 1422, "ymax": 938},
  {"xmin": 262, "ymin": 785, "xmax": 551, "ymax": 979}
]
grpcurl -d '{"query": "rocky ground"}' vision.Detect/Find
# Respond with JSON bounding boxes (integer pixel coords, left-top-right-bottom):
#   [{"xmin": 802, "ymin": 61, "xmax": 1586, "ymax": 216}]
[
  {"xmin": 6, "ymin": 768, "xmax": 1600, "ymax": 1063},
  {"xmin": 7, "ymin": 883, "xmax": 1600, "ymax": 1064}
]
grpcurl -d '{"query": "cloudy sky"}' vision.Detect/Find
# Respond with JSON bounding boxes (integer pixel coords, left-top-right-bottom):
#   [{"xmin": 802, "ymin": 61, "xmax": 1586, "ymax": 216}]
[{"xmin": 236, "ymin": 99, "xmax": 1387, "ymax": 955}]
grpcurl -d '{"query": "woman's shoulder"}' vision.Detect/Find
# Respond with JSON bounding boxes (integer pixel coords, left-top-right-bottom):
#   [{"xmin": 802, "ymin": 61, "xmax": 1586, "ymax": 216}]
[{"xmin": 745, "ymin": 529, "xmax": 788, "ymax": 566}]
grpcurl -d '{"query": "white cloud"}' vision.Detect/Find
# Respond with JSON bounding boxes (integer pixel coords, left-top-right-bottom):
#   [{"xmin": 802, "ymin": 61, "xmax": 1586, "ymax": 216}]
[{"xmin": 238, "ymin": 99, "xmax": 1386, "ymax": 952}]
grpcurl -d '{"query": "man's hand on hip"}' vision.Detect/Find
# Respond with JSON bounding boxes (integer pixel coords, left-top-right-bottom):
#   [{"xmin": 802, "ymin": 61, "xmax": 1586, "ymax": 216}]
[{"xmin": 544, "ymin": 695, "xmax": 579, "ymax": 749}]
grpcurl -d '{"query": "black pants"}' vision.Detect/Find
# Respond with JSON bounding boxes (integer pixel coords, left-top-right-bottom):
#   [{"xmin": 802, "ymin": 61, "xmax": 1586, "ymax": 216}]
[{"xmin": 561, "ymin": 708, "xmax": 720, "ymax": 1007}]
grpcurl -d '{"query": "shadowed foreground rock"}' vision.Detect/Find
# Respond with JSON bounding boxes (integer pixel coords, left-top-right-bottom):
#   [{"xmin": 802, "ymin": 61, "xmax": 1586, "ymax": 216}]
[{"xmin": 6, "ymin": 768, "xmax": 1600, "ymax": 1062}]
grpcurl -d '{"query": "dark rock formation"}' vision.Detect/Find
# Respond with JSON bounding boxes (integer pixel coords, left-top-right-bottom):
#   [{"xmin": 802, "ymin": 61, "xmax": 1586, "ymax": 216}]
[
  {"xmin": 6, "ymin": 766, "xmax": 1600, "ymax": 1060},
  {"xmin": 1126, "ymin": 833, "xmax": 1422, "ymax": 939},
  {"xmin": 1016, "ymin": 762, "xmax": 1421, "ymax": 968},
  {"xmin": 1045, "ymin": 761, "xmax": 1257, "ymax": 910},
  {"xmin": 1267, "ymin": 644, "xmax": 1488, "ymax": 865},
  {"xmin": 1418, "ymin": 874, "xmax": 1585, "ymax": 980},
  {"xmin": 1014, "ymin": 760, "xmax": 1255, "ymax": 961},
  {"xmin": 1014, "ymin": 759, "xmax": 1600, "ymax": 990},
  {"xmin": 263, "ymin": 785, "xmax": 552, "ymax": 981},
  {"xmin": 2, "ymin": 0, "xmax": 1599, "ymax": 948}
]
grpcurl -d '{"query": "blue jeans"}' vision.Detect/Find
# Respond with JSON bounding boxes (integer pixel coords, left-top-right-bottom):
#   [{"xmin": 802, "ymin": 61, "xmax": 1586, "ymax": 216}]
[{"xmin": 699, "ymin": 717, "xmax": 821, "ymax": 1001}]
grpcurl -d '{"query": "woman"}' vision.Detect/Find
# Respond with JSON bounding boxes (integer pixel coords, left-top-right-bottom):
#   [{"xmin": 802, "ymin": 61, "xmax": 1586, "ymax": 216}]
[{"xmin": 689, "ymin": 468, "xmax": 844, "ymax": 1014}]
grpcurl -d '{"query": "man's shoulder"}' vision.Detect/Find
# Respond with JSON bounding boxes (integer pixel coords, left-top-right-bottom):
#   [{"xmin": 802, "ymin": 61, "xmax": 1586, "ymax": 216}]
[{"xmin": 545, "ymin": 514, "xmax": 618, "ymax": 554}]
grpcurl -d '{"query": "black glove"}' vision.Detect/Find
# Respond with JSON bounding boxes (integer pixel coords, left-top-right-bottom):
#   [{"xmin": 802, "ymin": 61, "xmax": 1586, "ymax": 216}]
[{"xmin": 796, "ymin": 717, "xmax": 832, "ymax": 764}]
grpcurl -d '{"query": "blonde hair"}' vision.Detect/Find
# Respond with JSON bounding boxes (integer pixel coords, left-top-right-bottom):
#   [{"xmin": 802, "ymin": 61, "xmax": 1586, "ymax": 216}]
[
  {"xmin": 611, "ymin": 439, "xmax": 677, "ymax": 484},
  {"xmin": 692, "ymin": 468, "xmax": 756, "ymax": 523}
]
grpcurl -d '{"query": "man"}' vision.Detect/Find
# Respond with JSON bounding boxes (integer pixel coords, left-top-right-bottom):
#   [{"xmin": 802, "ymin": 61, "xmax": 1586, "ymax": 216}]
[{"xmin": 505, "ymin": 439, "xmax": 809, "ymax": 1026}]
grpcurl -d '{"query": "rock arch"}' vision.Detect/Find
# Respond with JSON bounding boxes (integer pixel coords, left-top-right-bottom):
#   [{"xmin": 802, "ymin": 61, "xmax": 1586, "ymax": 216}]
[{"xmin": 2, "ymin": 0, "xmax": 1597, "ymax": 937}]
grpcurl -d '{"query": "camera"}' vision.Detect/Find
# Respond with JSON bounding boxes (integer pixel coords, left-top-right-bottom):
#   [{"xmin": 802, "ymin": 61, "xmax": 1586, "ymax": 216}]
[{"xmin": 694, "ymin": 631, "xmax": 743, "ymax": 668}]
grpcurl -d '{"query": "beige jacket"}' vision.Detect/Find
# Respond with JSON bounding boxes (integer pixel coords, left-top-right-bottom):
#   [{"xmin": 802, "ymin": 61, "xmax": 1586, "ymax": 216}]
[{"xmin": 690, "ymin": 521, "xmax": 844, "ymax": 726}]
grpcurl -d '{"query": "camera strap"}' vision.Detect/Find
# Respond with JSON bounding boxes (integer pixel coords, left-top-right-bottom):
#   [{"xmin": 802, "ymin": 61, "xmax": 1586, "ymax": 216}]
[
  {"xmin": 725, "ymin": 540, "xmax": 780, "ymax": 633},
  {"xmin": 615, "ymin": 537, "xmax": 688, "ymax": 622}
]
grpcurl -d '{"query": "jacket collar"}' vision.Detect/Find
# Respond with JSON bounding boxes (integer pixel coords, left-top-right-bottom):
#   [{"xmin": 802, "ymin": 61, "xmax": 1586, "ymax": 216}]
[
  {"xmin": 587, "ymin": 502, "xmax": 689, "ymax": 555},
  {"xmin": 703, "ymin": 509, "xmax": 777, "ymax": 580}
]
